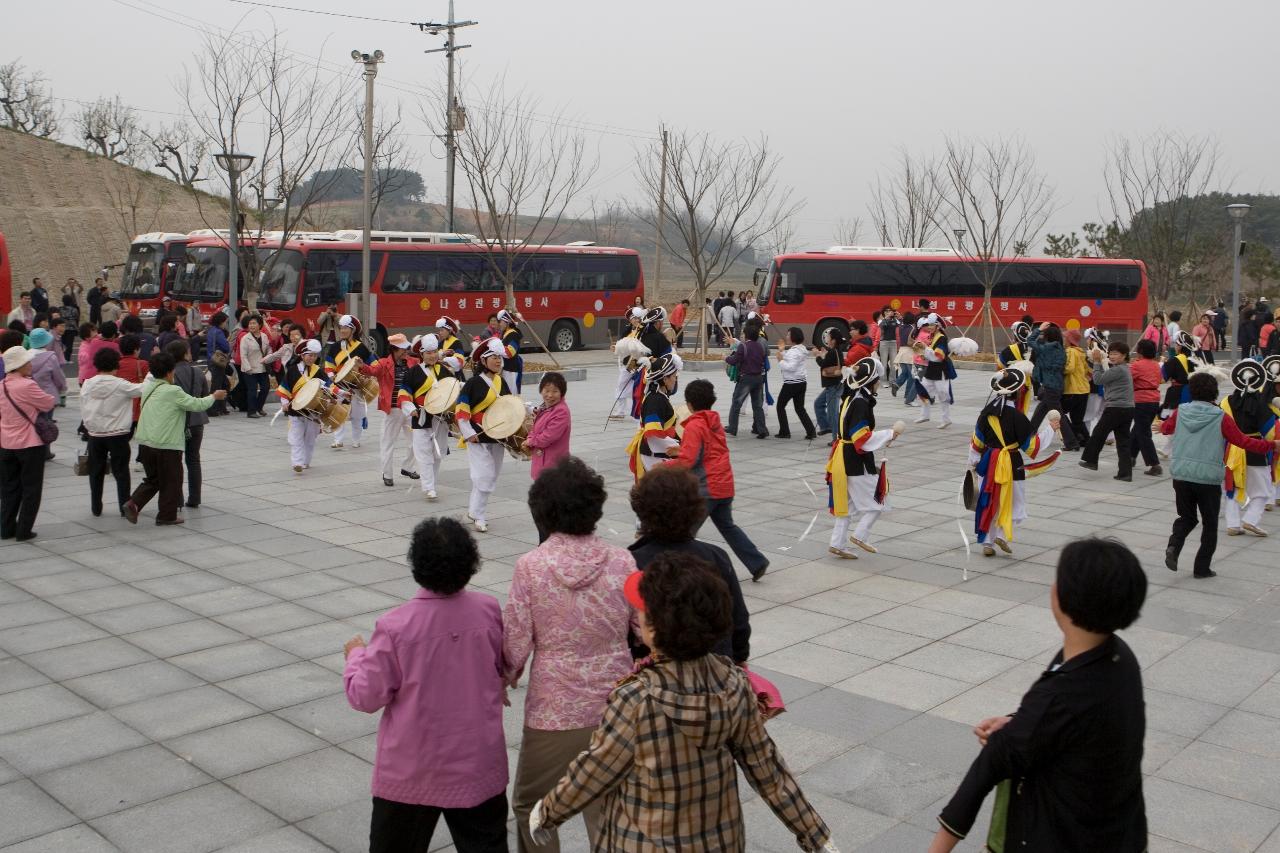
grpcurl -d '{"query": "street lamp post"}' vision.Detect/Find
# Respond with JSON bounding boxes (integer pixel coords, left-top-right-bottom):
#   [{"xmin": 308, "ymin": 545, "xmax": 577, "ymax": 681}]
[
  {"xmin": 1227, "ymin": 203, "xmax": 1250, "ymax": 363},
  {"xmin": 215, "ymin": 151, "xmax": 255, "ymax": 317},
  {"xmin": 352, "ymin": 50, "xmax": 384, "ymax": 343}
]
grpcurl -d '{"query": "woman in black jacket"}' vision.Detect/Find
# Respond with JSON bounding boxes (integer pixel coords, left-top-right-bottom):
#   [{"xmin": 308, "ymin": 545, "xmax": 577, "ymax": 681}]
[{"xmin": 164, "ymin": 339, "xmax": 209, "ymax": 508}]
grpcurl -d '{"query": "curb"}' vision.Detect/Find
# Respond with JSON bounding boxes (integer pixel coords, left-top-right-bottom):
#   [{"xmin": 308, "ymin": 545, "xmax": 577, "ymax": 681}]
[{"xmin": 524, "ymin": 368, "xmax": 587, "ymax": 384}]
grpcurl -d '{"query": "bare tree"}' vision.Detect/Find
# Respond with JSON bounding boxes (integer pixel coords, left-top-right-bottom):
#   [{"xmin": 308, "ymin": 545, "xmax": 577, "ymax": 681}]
[
  {"xmin": 0, "ymin": 59, "xmax": 59, "ymax": 137},
  {"xmin": 1103, "ymin": 131, "xmax": 1221, "ymax": 309},
  {"xmin": 75, "ymin": 96, "xmax": 141, "ymax": 161},
  {"xmin": 634, "ymin": 130, "xmax": 801, "ymax": 354},
  {"xmin": 931, "ymin": 136, "xmax": 1056, "ymax": 354},
  {"xmin": 182, "ymin": 28, "xmax": 355, "ymax": 310},
  {"xmin": 833, "ymin": 216, "xmax": 864, "ymax": 246},
  {"xmin": 440, "ymin": 80, "xmax": 598, "ymax": 359},
  {"xmin": 97, "ymin": 155, "xmax": 176, "ymax": 242},
  {"xmin": 868, "ymin": 148, "xmax": 943, "ymax": 247},
  {"xmin": 142, "ymin": 121, "xmax": 209, "ymax": 188},
  {"xmin": 585, "ymin": 198, "xmax": 626, "ymax": 246},
  {"xmin": 350, "ymin": 103, "xmax": 417, "ymax": 228}
]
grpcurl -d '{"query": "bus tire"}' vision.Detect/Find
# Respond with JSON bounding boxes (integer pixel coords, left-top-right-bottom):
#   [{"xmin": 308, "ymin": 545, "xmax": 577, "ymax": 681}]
[
  {"xmin": 549, "ymin": 320, "xmax": 580, "ymax": 352},
  {"xmin": 813, "ymin": 318, "xmax": 849, "ymax": 347},
  {"xmin": 367, "ymin": 327, "xmax": 388, "ymax": 358}
]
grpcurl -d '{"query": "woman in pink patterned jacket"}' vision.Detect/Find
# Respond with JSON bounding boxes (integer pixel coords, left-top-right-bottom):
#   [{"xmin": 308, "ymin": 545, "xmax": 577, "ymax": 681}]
[{"xmin": 503, "ymin": 456, "xmax": 636, "ymax": 853}]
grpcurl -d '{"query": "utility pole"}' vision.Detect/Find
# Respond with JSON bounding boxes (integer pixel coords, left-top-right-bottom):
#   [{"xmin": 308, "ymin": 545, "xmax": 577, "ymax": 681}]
[
  {"xmin": 416, "ymin": 3, "xmax": 477, "ymax": 234},
  {"xmin": 651, "ymin": 126, "xmax": 668, "ymax": 311},
  {"xmin": 352, "ymin": 49, "xmax": 384, "ymax": 340}
]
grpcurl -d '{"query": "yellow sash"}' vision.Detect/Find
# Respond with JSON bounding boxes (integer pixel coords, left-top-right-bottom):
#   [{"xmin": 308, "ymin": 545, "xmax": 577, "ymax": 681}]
[
  {"xmin": 334, "ymin": 340, "xmax": 358, "ymax": 367},
  {"xmin": 414, "ymin": 364, "xmax": 447, "ymax": 401},
  {"xmin": 986, "ymin": 415, "xmax": 1017, "ymax": 541},
  {"xmin": 1221, "ymin": 399, "xmax": 1250, "ymax": 504},
  {"xmin": 626, "ymin": 392, "xmax": 675, "ymax": 480},
  {"xmin": 459, "ymin": 374, "xmax": 501, "ymax": 448},
  {"xmin": 825, "ymin": 397, "xmax": 855, "ymax": 517}
]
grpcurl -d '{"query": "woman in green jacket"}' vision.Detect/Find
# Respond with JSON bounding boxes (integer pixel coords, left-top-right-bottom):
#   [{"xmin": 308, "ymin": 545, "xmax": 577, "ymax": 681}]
[{"xmin": 124, "ymin": 351, "xmax": 225, "ymax": 525}]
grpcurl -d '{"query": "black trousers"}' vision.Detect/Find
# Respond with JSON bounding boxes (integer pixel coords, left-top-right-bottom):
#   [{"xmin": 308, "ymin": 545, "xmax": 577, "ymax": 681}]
[
  {"xmin": 775, "ymin": 381, "xmax": 816, "ymax": 438},
  {"xmin": 370, "ymin": 793, "xmax": 508, "ymax": 853},
  {"xmin": 184, "ymin": 425, "xmax": 204, "ymax": 507},
  {"xmin": 0, "ymin": 446, "xmax": 46, "ymax": 538},
  {"xmin": 87, "ymin": 433, "xmax": 131, "ymax": 514},
  {"xmin": 1061, "ymin": 393, "xmax": 1091, "ymax": 447},
  {"xmin": 1168, "ymin": 479, "xmax": 1221, "ymax": 576},
  {"xmin": 1081, "ymin": 407, "xmax": 1134, "ymax": 476},
  {"xmin": 209, "ymin": 363, "xmax": 230, "ymax": 414},
  {"xmin": 61, "ymin": 329, "xmax": 76, "ymax": 362},
  {"xmin": 130, "ymin": 446, "xmax": 184, "ymax": 522},
  {"xmin": 1129, "ymin": 402, "xmax": 1160, "ymax": 467},
  {"xmin": 1030, "ymin": 386, "xmax": 1077, "ymax": 449}
]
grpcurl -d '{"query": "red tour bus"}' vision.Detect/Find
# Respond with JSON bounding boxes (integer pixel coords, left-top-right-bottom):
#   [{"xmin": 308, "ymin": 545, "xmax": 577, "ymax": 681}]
[
  {"xmin": 169, "ymin": 230, "xmax": 645, "ymax": 352},
  {"xmin": 0, "ymin": 231, "xmax": 11, "ymax": 319},
  {"xmin": 118, "ymin": 231, "xmax": 197, "ymax": 321},
  {"xmin": 755, "ymin": 247, "xmax": 1150, "ymax": 345}
]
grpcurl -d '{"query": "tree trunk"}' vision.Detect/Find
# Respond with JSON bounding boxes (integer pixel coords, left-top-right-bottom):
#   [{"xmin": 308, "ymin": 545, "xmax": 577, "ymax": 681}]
[{"xmin": 698, "ymin": 281, "xmax": 708, "ymax": 356}]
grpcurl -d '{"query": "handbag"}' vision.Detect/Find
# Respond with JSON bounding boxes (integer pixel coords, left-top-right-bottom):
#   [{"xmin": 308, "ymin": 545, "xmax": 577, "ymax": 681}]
[
  {"xmin": 985, "ymin": 779, "xmax": 1013, "ymax": 853},
  {"xmin": 3, "ymin": 384, "xmax": 59, "ymax": 444},
  {"xmin": 75, "ymin": 450, "xmax": 90, "ymax": 476}
]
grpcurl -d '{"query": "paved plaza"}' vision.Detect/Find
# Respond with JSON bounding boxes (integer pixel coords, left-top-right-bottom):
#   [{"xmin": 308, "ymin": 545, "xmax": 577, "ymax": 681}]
[{"xmin": 2, "ymin": 354, "xmax": 1280, "ymax": 852}]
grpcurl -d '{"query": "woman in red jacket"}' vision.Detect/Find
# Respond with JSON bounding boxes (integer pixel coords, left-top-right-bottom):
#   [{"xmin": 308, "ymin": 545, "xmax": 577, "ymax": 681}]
[{"xmin": 667, "ymin": 379, "xmax": 769, "ymax": 581}]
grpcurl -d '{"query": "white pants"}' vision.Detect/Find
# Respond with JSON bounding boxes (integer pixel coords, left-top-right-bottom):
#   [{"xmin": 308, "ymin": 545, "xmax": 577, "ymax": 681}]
[
  {"xmin": 333, "ymin": 396, "xmax": 367, "ymax": 445},
  {"xmin": 918, "ymin": 378, "xmax": 951, "ymax": 422},
  {"xmin": 380, "ymin": 409, "xmax": 417, "ymax": 478},
  {"xmin": 287, "ymin": 417, "xmax": 320, "ymax": 468},
  {"xmin": 610, "ymin": 365, "xmax": 633, "ymax": 416},
  {"xmin": 503, "ymin": 370, "xmax": 519, "ymax": 394},
  {"xmin": 467, "ymin": 441, "xmax": 505, "ymax": 523},
  {"xmin": 411, "ymin": 419, "xmax": 450, "ymax": 492},
  {"xmin": 978, "ymin": 481, "xmax": 1029, "ymax": 544},
  {"xmin": 829, "ymin": 474, "xmax": 886, "ymax": 547},
  {"xmin": 1225, "ymin": 467, "xmax": 1274, "ymax": 529}
]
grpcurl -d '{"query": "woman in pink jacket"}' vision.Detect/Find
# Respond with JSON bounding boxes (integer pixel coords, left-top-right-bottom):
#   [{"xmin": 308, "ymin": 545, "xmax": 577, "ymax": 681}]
[
  {"xmin": 1, "ymin": 346, "xmax": 56, "ymax": 541},
  {"xmin": 524, "ymin": 371, "xmax": 571, "ymax": 481},
  {"xmin": 503, "ymin": 456, "xmax": 636, "ymax": 852},
  {"xmin": 343, "ymin": 517, "xmax": 508, "ymax": 852}
]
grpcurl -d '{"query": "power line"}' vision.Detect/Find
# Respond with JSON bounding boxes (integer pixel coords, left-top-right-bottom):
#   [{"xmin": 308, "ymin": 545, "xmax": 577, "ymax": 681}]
[{"xmin": 224, "ymin": 0, "xmax": 413, "ymax": 25}]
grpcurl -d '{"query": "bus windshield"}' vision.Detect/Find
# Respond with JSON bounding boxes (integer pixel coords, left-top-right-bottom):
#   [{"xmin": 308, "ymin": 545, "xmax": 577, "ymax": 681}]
[
  {"xmin": 755, "ymin": 262, "xmax": 776, "ymax": 305},
  {"xmin": 120, "ymin": 243, "xmax": 163, "ymax": 296},
  {"xmin": 256, "ymin": 249, "xmax": 303, "ymax": 309},
  {"xmin": 170, "ymin": 246, "xmax": 229, "ymax": 302}
]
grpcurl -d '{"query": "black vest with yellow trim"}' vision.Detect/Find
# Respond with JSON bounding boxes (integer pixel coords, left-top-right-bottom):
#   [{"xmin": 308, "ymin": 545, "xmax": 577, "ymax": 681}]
[
  {"xmin": 399, "ymin": 362, "xmax": 458, "ymax": 429},
  {"xmin": 279, "ymin": 362, "xmax": 325, "ymax": 418}
]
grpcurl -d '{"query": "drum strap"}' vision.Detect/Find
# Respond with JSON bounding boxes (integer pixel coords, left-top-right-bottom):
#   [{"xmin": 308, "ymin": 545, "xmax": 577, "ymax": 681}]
[
  {"xmin": 471, "ymin": 376, "xmax": 500, "ymax": 418},
  {"xmin": 333, "ymin": 341, "xmax": 358, "ymax": 368},
  {"xmin": 413, "ymin": 365, "xmax": 449, "ymax": 402}
]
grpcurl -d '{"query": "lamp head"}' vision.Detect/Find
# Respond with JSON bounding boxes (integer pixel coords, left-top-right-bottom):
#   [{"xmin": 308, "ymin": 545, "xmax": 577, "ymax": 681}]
[
  {"xmin": 1227, "ymin": 203, "xmax": 1251, "ymax": 222},
  {"xmin": 373, "ymin": 50, "xmax": 384, "ymax": 61},
  {"xmin": 351, "ymin": 49, "xmax": 362, "ymax": 61},
  {"xmin": 215, "ymin": 151, "xmax": 255, "ymax": 173}
]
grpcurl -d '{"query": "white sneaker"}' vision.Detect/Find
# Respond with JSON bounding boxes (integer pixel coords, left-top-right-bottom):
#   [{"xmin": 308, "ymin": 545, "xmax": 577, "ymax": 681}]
[
  {"xmin": 473, "ymin": 519, "xmax": 488, "ymax": 533},
  {"xmin": 1243, "ymin": 523, "xmax": 1268, "ymax": 537},
  {"xmin": 937, "ymin": 420, "xmax": 952, "ymax": 430},
  {"xmin": 1158, "ymin": 448, "xmax": 1170, "ymax": 460},
  {"xmin": 425, "ymin": 490, "xmax": 437, "ymax": 501},
  {"xmin": 352, "ymin": 441, "xmax": 361, "ymax": 448},
  {"xmin": 914, "ymin": 415, "xmax": 930, "ymax": 424},
  {"xmin": 331, "ymin": 442, "xmax": 344, "ymax": 450}
]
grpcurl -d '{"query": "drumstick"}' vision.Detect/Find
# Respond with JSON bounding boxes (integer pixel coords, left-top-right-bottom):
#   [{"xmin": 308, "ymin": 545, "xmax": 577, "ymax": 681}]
[{"xmin": 270, "ymin": 408, "xmax": 283, "ymax": 427}]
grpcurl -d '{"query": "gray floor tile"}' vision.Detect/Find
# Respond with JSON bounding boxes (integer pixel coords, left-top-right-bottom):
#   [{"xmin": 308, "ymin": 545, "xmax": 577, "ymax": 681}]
[
  {"xmin": 834, "ymin": 663, "xmax": 970, "ymax": 712},
  {"xmin": 0, "ymin": 657, "xmax": 50, "ymax": 694},
  {"xmin": 35, "ymin": 743, "xmax": 212, "ymax": 820},
  {"xmin": 0, "ymin": 709, "xmax": 148, "ymax": 775},
  {"xmin": 295, "ymin": 587, "xmax": 403, "ymax": 619},
  {"xmin": 803, "ymin": 745, "xmax": 961, "ymax": 820},
  {"xmin": 13, "ymin": 568, "xmax": 117, "ymax": 598},
  {"xmin": 868, "ymin": 713, "xmax": 982, "ymax": 776},
  {"xmin": 212, "ymin": 601, "xmax": 330, "ymax": 635},
  {"xmin": 274, "ymin": 693, "xmax": 379, "ymax": 744},
  {"xmin": 110, "ymin": 684, "xmax": 259, "ymax": 741},
  {"xmin": 893, "ymin": 642, "xmax": 1022, "ymax": 684},
  {"xmin": 167, "ymin": 714, "xmax": 328, "ymax": 778},
  {"xmin": 226, "ymin": 746, "xmax": 371, "ymax": 821},
  {"xmin": 0, "ymin": 780, "xmax": 79, "ymax": 847},
  {"xmin": 215, "ymin": 826, "xmax": 336, "ymax": 853},
  {"xmin": 0, "ymin": 600, "xmax": 67, "ymax": 631},
  {"xmin": 0, "ymin": 684, "xmax": 95, "ymax": 736},
  {"xmin": 122, "ymin": 618, "xmax": 246, "ymax": 658},
  {"xmin": 21, "ymin": 636, "xmax": 155, "ymax": 681},
  {"xmin": 1145, "ymin": 639, "xmax": 1280, "ymax": 706},
  {"xmin": 45, "ymin": 583, "xmax": 157, "ymax": 616},
  {"xmin": 0, "ymin": 617, "xmax": 109, "ymax": 655},
  {"xmin": 169, "ymin": 639, "xmax": 298, "ymax": 682},
  {"xmin": 0, "ymin": 824, "xmax": 119, "ymax": 852},
  {"xmin": 89, "ymin": 782, "xmax": 284, "ymax": 853},
  {"xmin": 296, "ymin": 796, "xmax": 374, "ymax": 853},
  {"xmin": 1157, "ymin": 740, "xmax": 1280, "ymax": 810},
  {"xmin": 259, "ymin": 620, "xmax": 364, "ymax": 659},
  {"xmin": 751, "ymin": 642, "xmax": 879, "ymax": 686},
  {"xmin": 173, "ymin": 586, "xmax": 281, "ymax": 618},
  {"xmin": 218, "ymin": 661, "xmax": 338, "ymax": 711},
  {"xmin": 784, "ymin": 688, "xmax": 916, "ymax": 745},
  {"xmin": 744, "ymin": 791, "xmax": 896, "ymax": 851},
  {"xmin": 82, "ymin": 601, "xmax": 198, "ymax": 635},
  {"xmin": 1143, "ymin": 776, "xmax": 1280, "ymax": 852},
  {"xmin": 64, "ymin": 660, "xmax": 203, "ymax": 708},
  {"xmin": 810, "ymin": 622, "xmax": 932, "ymax": 661}
]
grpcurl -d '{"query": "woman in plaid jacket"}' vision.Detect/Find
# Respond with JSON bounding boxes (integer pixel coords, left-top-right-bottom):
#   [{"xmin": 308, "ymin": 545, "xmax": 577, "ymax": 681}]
[{"xmin": 530, "ymin": 555, "xmax": 837, "ymax": 852}]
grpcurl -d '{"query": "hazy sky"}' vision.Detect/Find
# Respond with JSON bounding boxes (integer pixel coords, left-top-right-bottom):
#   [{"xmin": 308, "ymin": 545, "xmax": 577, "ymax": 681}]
[{"xmin": 10, "ymin": 0, "xmax": 1280, "ymax": 250}]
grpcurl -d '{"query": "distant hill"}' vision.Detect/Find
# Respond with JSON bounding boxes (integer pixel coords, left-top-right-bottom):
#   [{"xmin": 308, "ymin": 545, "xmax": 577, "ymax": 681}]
[{"xmin": 0, "ymin": 126, "xmax": 226, "ymax": 301}]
